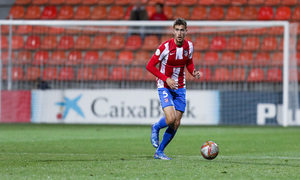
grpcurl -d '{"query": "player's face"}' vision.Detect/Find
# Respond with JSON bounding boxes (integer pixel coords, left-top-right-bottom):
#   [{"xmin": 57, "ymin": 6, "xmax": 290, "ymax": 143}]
[{"xmin": 173, "ymin": 25, "xmax": 187, "ymax": 46}]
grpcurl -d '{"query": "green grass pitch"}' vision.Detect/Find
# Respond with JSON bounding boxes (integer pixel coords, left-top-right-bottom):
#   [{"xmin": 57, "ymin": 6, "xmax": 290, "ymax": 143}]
[{"xmin": 0, "ymin": 124, "xmax": 300, "ymax": 179}]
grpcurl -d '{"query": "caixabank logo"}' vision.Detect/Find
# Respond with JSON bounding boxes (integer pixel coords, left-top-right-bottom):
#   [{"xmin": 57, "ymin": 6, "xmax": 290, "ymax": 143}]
[{"xmin": 55, "ymin": 94, "xmax": 85, "ymax": 120}]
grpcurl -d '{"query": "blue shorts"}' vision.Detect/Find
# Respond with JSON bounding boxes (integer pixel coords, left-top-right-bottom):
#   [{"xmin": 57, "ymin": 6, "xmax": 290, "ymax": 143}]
[{"xmin": 158, "ymin": 88, "xmax": 186, "ymax": 113}]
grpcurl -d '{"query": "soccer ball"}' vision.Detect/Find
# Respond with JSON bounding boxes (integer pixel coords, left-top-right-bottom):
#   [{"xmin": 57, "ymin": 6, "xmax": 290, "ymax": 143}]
[{"xmin": 200, "ymin": 141, "xmax": 219, "ymax": 160}]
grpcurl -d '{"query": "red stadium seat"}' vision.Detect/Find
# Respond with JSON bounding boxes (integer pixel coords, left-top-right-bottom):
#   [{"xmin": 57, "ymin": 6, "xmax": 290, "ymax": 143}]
[
  {"xmin": 9, "ymin": 6, "xmax": 25, "ymax": 19},
  {"xmin": 265, "ymin": 0, "xmax": 280, "ymax": 5},
  {"xmin": 142, "ymin": 35, "xmax": 159, "ymax": 50},
  {"xmin": 107, "ymin": 6, "xmax": 124, "ymax": 20},
  {"xmin": 225, "ymin": 6, "xmax": 242, "ymax": 20},
  {"xmin": 118, "ymin": 51, "xmax": 133, "ymax": 65},
  {"xmin": 144, "ymin": 71, "xmax": 156, "ymax": 81},
  {"xmin": 108, "ymin": 35, "xmax": 125, "ymax": 50},
  {"xmin": 16, "ymin": 51, "xmax": 32, "ymax": 64},
  {"xmin": 49, "ymin": 51, "xmax": 66, "ymax": 65},
  {"xmin": 67, "ymin": 51, "xmax": 82, "ymax": 65},
  {"xmin": 24, "ymin": 6, "xmax": 41, "ymax": 19},
  {"xmin": 74, "ymin": 35, "xmax": 91, "ymax": 50},
  {"xmin": 91, "ymin": 6, "xmax": 107, "ymax": 20},
  {"xmin": 180, "ymin": 0, "xmax": 198, "ymax": 5},
  {"xmin": 198, "ymin": 0, "xmax": 214, "ymax": 5},
  {"xmin": 41, "ymin": 36, "xmax": 57, "ymax": 50},
  {"xmin": 43, "ymin": 67, "xmax": 58, "ymax": 80},
  {"xmin": 134, "ymin": 51, "xmax": 150, "ymax": 65},
  {"xmin": 1, "ymin": 36, "xmax": 8, "ymax": 49},
  {"xmin": 84, "ymin": 51, "xmax": 99, "ymax": 65},
  {"xmin": 215, "ymin": 0, "xmax": 230, "ymax": 5},
  {"xmin": 164, "ymin": 6, "xmax": 173, "ymax": 20},
  {"xmin": 173, "ymin": 6, "xmax": 190, "ymax": 20},
  {"xmin": 250, "ymin": 27, "xmax": 268, "ymax": 35},
  {"xmin": 15, "ymin": 0, "xmax": 31, "ymax": 5},
  {"xmin": 77, "ymin": 67, "xmax": 94, "ymax": 81},
  {"xmin": 210, "ymin": 36, "xmax": 226, "ymax": 50},
  {"xmin": 243, "ymin": 37, "xmax": 260, "ymax": 51},
  {"xmin": 198, "ymin": 68, "xmax": 212, "ymax": 82},
  {"xmin": 248, "ymin": 0, "xmax": 264, "ymax": 5},
  {"xmin": 26, "ymin": 67, "xmax": 41, "ymax": 80},
  {"xmin": 231, "ymin": 68, "xmax": 246, "ymax": 82},
  {"xmin": 1, "ymin": 51, "xmax": 13, "ymax": 65},
  {"xmin": 203, "ymin": 51, "xmax": 219, "ymax": 65},
  {"xmin": 292, "ymin": 7, "xmax": 300, "ymax": 21},
  {"xmin": 194, "ymin": 36, "xmax": 209, "ymax": 51},
  {"xmin": 16, "ymin": 25, "xmax": 32, "ymax": 34},
  {"xmin": 57, "ymin": 6, "xmax": 74, "ymax": 19},
  {"xmin": 214, "ymin": 68, "xmax": 230, "ymax": 82},
  {"xmin": 25, "ymin": 36, "xmax": 41, "ymax": 50},
  {"xmin": 94, "ymin": 67, "xmax": 109, "ymax": 80},
  {"xmin": 238, "ymin": 52, "xmax": 254, "ymax": 65},
  {"xmin": 41, "ymin": 6, "xmax": 57, "ymax": 19},
  {"xmin": 33, "ymin": 51, "xmax": 49, "ymax": 65},
  {"xmin": 145, "ymin": 6, "xmax": 156, "ymax": 18},
  {"xmin": 100, "ymin": 51, "xmax": 117, "ymax": 65},
  {"xmin": 74, "ymin": 6, "xmax": 91, "ymax": 20},
  {"xmin": 275, "ymin": 6, "xmax": 291, "ymax": 20},
  {"xmin": 49, "ymin": 0, "xmax": 66, "ymax": 5},
  {"xmin": 221, "ymin": 51, "xmax": 236, "ymax": 65},
  {"xmin": 33, "ymin": 26, "xmax": 49, "ymax": 34},
  {"xmin": 255, "ymin": 52, "xmax": 271, "ymax": 65},
  {"xmin": 115, "ymin": 0, "xmax": 131, "ymax": 5},
  {"xmin": 192, "ymin": 51, "xmax": 202, "ymax": 65},
  {"xmin": 59, "ymin": 67, "xmax": 75, "ymax": 81},
  {"xmin": 58, "ymin": 36, "xmax": 74, "ymax": 50},
  {"xmin": 242, "ymin": 7, "xmax": 258, "ymax": 20},
  {"xmin": 268, "ymin": 26, "xmax": 283, "ymax": 35},
  {"xmin": 190, "ymin": 6, "xmax": 207, "ymax": 20},
  {"xmin": 10, "ymin": 67, "xmax": 24, "ymax": 81},
  {"xmin": 148, "ymin": 0, "xmax": 165, "ymax": 5},
  {"xmin": 110, "ymin": 67, "xmax": 127, "ymax": 81},
  {"xmin": 258, "ymin": 6, "xmax": 274, "ymax": 20},
  {"xmin": 226, "ymin": 36, "xmax": 242, "ymax": 51},
  {"xmin": 128, "ymin": 67, "xmax": 144, "ymax": 81},
  {"xmin": 207, "ymin": 6, "xmax": 224, "ymax": 20},
  {"xmin": 65, "ymin": 0, "xmax": 82, "ymax": 5},
  {"xmin": 247, "ymin": 68, "xmax": 265, "ymax": 82},
  {"xmin": 91, "ymin": 35, "xmax": 108, "ymax": 50},
  {"xmin": 261, "ymin": 37, "xmax": 278, "ymax": 51},
  {"xmin": 266, "ymin": 68, "xmax": 282, "ymax": 82},
  {"xmin": 281, "ymin": 0, "xmax": 297, "ymax": 5},
  {"xmin": 11, "ymin": 35, "xmax": 24, "ymax": 50},
  {"xmin": 271, "ymin": 52, "xmax": 283, "ymax": 66},
  {"xmin": 125, "ymin": 35, "xmax": 142, "ymax": 50},
  {"xmin": 32, "ymin": 0, "xmax": 49, "ymax": 5}
]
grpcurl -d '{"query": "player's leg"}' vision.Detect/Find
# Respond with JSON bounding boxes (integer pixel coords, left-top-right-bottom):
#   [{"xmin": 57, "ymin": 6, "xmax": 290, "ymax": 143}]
[
  {"xmin": 151, "ymin": 88, "xmax": 173, "ymax": 148},
  {"xmin": 155, "ymin": 108, "xmax": 183, "ymax": 160}
]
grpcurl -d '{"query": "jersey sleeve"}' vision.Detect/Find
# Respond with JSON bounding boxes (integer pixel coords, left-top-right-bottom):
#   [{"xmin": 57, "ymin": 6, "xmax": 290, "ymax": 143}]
[
  {"xmin": 146, "ymin": 43, "xmax": 168, "ymax": 82},
  {"xmin": 186, "ymin": 41, "xmax": 195, "ymax": 75}
]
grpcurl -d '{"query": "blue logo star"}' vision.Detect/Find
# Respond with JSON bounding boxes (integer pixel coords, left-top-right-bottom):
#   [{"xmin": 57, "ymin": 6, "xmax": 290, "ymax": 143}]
[{"xmin": 56, "ymin": 95, "xmax": 85, "ymax": 119}]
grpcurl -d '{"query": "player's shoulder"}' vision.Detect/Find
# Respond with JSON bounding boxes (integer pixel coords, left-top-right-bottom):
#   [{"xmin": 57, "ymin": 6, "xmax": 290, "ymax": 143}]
[{"xmin": 184, "ymin": 39, "xmax": 194, "ymax": 47}]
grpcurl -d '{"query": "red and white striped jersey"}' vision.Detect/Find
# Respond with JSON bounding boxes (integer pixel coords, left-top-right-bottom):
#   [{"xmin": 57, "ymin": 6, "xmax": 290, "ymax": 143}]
[{"xmin": 146, "ymin": 38, "xmax": 195, "ymax": 89}]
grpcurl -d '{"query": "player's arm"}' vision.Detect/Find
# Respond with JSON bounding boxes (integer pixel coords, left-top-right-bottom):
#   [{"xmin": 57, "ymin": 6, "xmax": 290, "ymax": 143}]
[
  {"xmin": 146, "ymin": 54, "xmax": 178, "ymax": 89},
  {"xmin": 186, "ymin": 58, "xmax": 201, "ymax": 79}
]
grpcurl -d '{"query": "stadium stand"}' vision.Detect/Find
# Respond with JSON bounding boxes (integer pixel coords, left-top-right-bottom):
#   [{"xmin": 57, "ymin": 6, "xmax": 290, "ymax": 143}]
[{"xmin": 2, "ymin": 0, "xmax": 299, "ymax": 89}]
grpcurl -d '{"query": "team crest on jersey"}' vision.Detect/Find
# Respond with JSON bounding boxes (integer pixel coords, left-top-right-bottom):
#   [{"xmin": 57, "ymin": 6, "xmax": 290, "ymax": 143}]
[
  {"xmin": 164, "ymin": 98, "xmax": 169, "ymax": 103},
  {"xmin": 184, "ymin": 50, "xmax": 188, "ymax": 57},
  {"xmin": 155, "ymin": 49, "xmax": 160, "ymax": 56}
]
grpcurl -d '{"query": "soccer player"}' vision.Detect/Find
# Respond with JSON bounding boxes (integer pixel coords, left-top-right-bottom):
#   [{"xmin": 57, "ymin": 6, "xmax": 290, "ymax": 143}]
[{"xmin": 146, "ymin": 18, "xmax": 201, "ymax": 160}]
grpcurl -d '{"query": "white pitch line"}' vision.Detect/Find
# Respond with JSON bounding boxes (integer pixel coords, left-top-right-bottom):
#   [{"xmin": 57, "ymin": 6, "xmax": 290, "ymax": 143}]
[{"xmin": 1, "ymin": 152, "xmax": 300, "ymax": 160}]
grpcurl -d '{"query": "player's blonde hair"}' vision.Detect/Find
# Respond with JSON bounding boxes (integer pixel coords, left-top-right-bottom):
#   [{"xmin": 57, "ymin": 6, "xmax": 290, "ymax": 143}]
[{"xmin": 173, "ymin": 18, "xmax": 187, "ymax": 30}]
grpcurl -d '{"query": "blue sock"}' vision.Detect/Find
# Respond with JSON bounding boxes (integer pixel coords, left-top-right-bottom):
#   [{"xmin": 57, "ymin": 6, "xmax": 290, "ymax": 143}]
[
  {"xmin": 157, "ymin": 126, "xmax": 177, "ymax": 152},
  {"xmin": 153, "ymin": 116, "xmax": 167, "ymax": 131}
]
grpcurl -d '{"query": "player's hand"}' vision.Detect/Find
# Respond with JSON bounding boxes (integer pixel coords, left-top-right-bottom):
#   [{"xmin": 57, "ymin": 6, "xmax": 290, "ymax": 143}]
[
  {"xmin": 166, "ymin": 78, "xmax": 178, "ymax": 90},
  {"xmin": 193, "ymin": 69, "xmax": 201, "ymax": 79}
]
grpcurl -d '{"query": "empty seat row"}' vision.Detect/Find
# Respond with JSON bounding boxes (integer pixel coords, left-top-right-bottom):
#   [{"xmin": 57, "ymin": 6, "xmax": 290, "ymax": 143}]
[
  {"xmin": 2, "ymin": 66, "xmax": 156, "ymax": 81},
  {"xmin": 2, "ymin": 49, "xmax": 296, "ymax": 66},
  {"xmin": 9, "ymin": 5, "xmax": 300, "ymax": 20},
  {"xmin": 1, "ymin": 34, "xmax": 290, "ymax": 52},
  {"xmin": 187, "ymin": 67, "xmax": 287, "ymax": 82},
  {"xmin": 3, "ymin": 66, "xmax": 291, "ymax": 82},
  {"xmin": 14, "ymin": 0, "xmax": 300, "ymax": 6}
]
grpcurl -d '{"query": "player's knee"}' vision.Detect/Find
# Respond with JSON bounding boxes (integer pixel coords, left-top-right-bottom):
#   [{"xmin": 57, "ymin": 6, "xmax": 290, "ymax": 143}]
[{"xmin": 165, "ymin": 115, "xmax": 176, "ymax": 125}]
